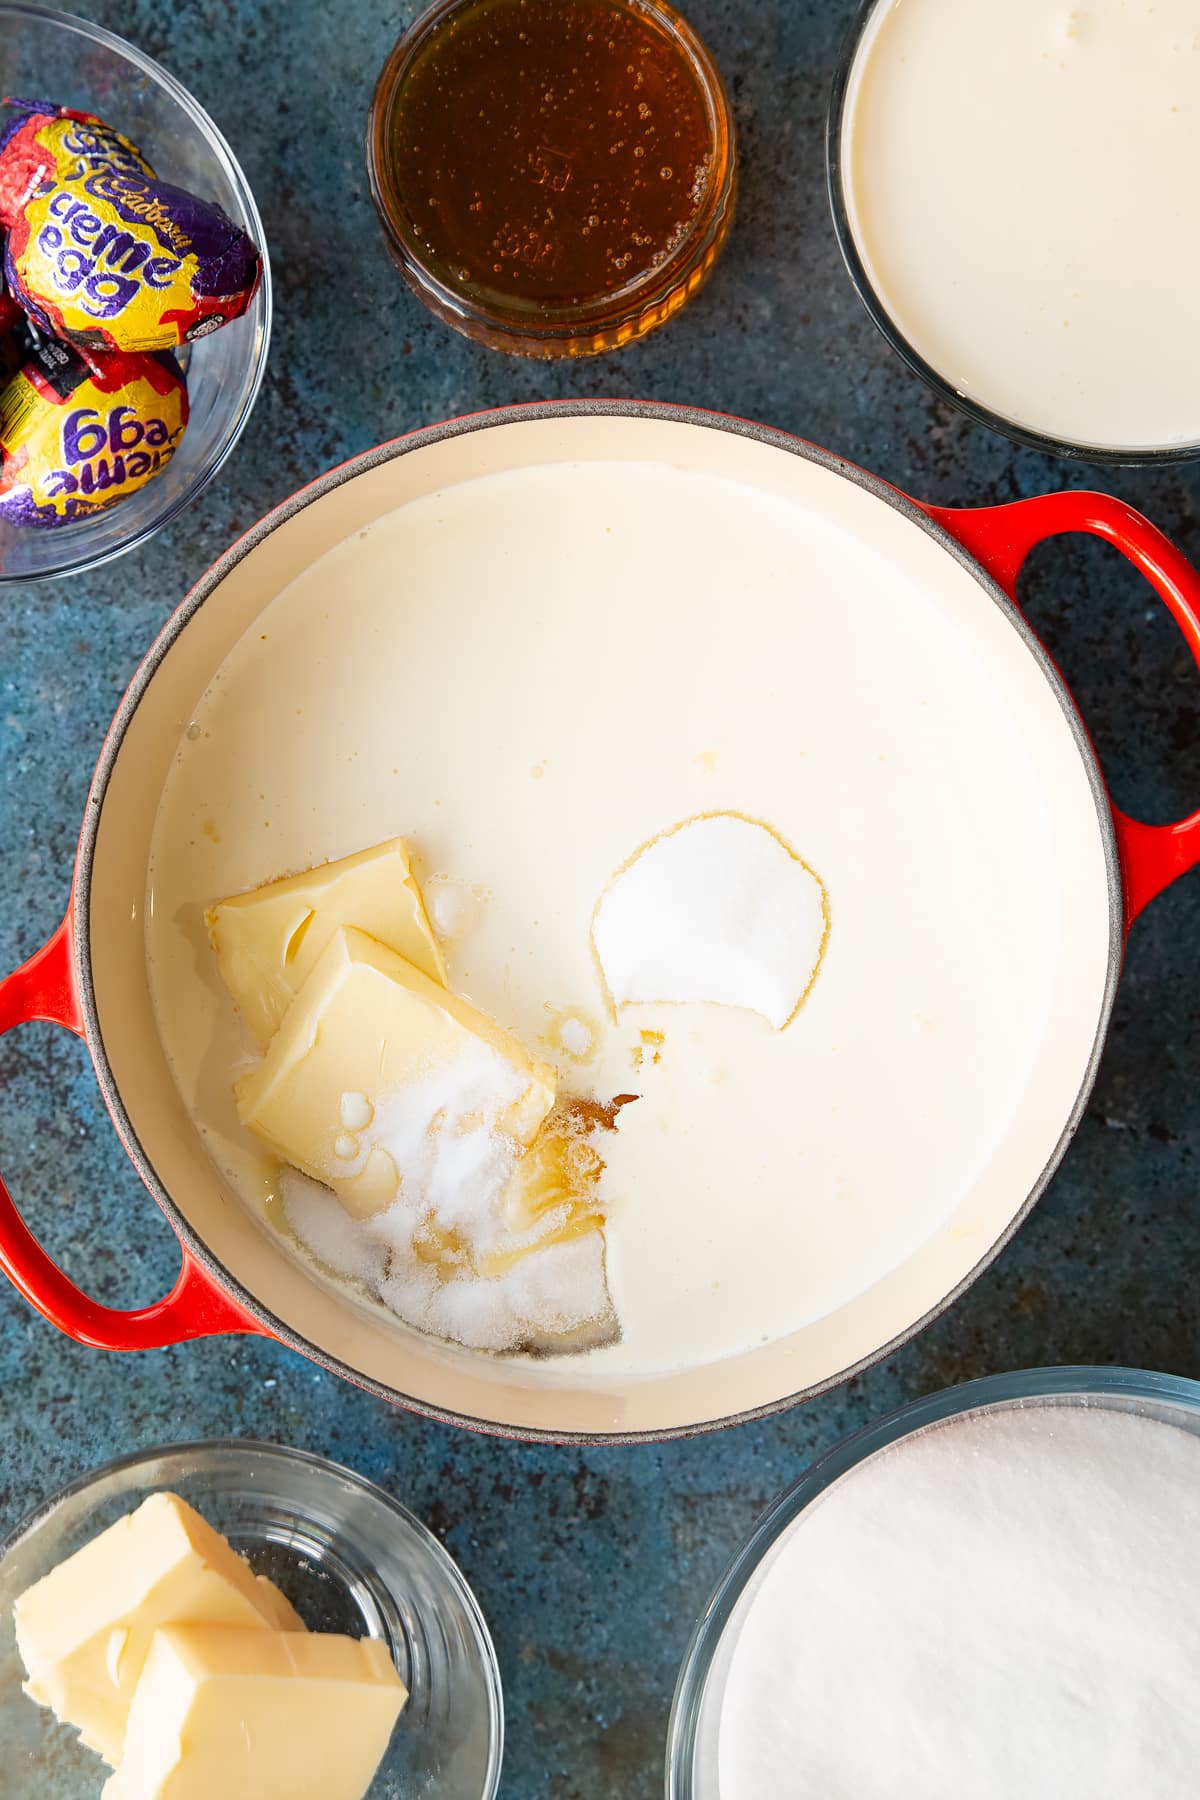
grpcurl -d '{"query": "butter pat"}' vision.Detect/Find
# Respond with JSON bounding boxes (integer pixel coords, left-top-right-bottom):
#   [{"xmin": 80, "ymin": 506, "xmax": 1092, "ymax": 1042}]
[
  {"xmin": 206, "ymin": 837, "xmax": 446, "ymax": 1047},
  {"xmin": 14, "ymin": 1493, "xmax": 303, "ymax": 1767},
  {"xmin": 103, "ymin": 1626, "xmax": 406, "ymax": 1800},
  {"xmin": 236, "ymin": 927, "xmax": 557, "ymax": 1219}
]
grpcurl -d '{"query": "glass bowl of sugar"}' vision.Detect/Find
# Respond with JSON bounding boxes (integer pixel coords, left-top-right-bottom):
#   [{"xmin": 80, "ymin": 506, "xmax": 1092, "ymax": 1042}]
[
  {"xmin": 0, "ymin": 1439, "xmax": 503, "ymax": 1798},
  {"xmin": 667, "ymin": 1366, "xmax": 1200, "ymax": 1798}
]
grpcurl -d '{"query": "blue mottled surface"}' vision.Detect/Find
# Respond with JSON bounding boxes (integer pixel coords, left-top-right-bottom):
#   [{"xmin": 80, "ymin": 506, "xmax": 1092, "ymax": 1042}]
[{"xmin": 2, "ymin": 2, "xmax": 1200, "ymax": 1793}]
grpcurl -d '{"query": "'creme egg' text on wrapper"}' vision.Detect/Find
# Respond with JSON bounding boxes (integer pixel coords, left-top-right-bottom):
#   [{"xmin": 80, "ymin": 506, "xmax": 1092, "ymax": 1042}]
[
  {"xmin": 0, "ymin": 99, "xmax": 261, "ymax": 352},
  {"xmin": 0, "ymin": 329, "xmax": 187, "ymax": 526}
]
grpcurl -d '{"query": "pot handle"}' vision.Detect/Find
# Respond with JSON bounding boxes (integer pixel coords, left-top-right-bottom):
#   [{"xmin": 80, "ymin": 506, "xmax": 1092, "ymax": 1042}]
[
  {"xmin": 925, "ymin": 490, "xmax": 1200, "ymax": 928},
  {"xmin": 0, "ymin": 910, "xmax": 263, "ymax": 1349}
]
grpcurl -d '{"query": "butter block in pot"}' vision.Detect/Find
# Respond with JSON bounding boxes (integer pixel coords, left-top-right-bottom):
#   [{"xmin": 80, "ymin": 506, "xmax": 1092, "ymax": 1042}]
[
  {"xmin": 207, "ymin": 836, "xmax": 446, "ymax": 1047},
  {"xmin": 235, "ymin": 925, "xmax": 557, "ymax": 1218}
]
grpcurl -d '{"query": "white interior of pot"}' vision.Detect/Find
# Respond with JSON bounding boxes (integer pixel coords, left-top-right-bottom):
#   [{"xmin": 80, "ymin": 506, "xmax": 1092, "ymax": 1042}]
[{"xmin": 84, "ymin": 414, "xmax": 1114, "ymax": 1436}]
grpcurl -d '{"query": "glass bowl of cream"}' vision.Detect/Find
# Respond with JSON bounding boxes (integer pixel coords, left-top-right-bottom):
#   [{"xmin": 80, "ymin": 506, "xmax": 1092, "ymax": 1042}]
[
  {"xmin": 667, "ymin": 1366, "xmax": 1200, "ymax": 1797},
  {"xmin": 828, "ymin": 0, "xmax": 1200, "ymax": 462},
  {"xmin": 0, "ymin": 1439, "xmax": 503, "ymax": 1798}
]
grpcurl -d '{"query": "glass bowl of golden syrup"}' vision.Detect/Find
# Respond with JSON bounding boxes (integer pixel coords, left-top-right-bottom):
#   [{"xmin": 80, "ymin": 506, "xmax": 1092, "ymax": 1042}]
[{"xmin": 366, "ymin": 0, "xmax": 736, "ymax": 358}]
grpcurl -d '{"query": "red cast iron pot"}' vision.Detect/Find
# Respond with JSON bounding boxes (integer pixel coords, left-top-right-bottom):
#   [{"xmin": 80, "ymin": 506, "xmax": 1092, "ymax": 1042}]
[{"xmin": 1, "ymin": 402, "xmax": 1198, "ymax": 1441}]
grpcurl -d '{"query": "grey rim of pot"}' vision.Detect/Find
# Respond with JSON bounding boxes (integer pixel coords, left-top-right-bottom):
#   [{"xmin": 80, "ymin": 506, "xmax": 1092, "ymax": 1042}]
[
  {"xmin": 824, "ymin": 0, "xmax": 1200, "ymax": 468},
  {"xmin": 72, "ymin": 400, "xmax": 1122, "ymax": 1444},
  {"xmin": 664, "ymin": 1365, "xmax": 1200, "ymax": 1795}
]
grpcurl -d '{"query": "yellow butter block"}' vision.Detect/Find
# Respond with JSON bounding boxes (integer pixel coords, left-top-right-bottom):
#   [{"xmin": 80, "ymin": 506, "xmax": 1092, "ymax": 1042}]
[
  {"xmin": 102, "ymin": 1625, "xmax": 407, "ymax": 1800},
  {"xmin": 206, "ymin": 836, "xmax": 446, "ymax": 1047},
  {"xmin": 14, "ymin": 1493, "xmax": 303, "ymax": 1768},
  {"xmin": 236, "ymin": 927, "xmax": 557, "ymax": 1219}
]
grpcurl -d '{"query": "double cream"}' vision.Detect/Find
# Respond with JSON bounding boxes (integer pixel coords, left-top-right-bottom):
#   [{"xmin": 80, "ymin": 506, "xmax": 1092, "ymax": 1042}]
[{"xmin": 841, "ymin": 0, "xmax": 1200, "ymax": 450}]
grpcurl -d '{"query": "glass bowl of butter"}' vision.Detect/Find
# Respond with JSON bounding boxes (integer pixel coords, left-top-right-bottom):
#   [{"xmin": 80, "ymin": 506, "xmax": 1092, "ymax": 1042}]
[{"xmin": 0, "ymin": 1439, "xmax": 503, "ymax": 1798}]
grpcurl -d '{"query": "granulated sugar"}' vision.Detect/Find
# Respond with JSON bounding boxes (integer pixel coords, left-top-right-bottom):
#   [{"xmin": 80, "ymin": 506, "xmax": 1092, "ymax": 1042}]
[
  {"xmin": 717, "ymin": 1403, "xmax": 1200, "ymax": 1798},
  {"xmin": 327, "ymin": 1033, "xmax": 526, "ymax": 1230},
  {"xmin": 279, "ymin": 1045, "xmax": 615, "ymax": 1355},
  {"xmin": 591, "ymin": 813, "xmax": 828, "ymax": 1030},
  {"xmin": 379, "ymin": 1229, "xmax": 613, "ymax": 1353},
  {"xmin": 280, "ymin": 1169, "xmax": 386, "ymax": 1286}
]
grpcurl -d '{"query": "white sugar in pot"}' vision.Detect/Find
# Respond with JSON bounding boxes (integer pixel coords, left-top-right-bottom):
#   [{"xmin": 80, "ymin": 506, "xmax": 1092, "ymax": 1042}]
[{"xmin": 2, "ymin": 404, "xmax": 1198, "ymax": 1441}]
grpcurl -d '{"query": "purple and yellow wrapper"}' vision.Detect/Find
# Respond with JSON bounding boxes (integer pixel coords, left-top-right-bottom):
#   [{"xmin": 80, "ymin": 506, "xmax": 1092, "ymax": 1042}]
[
  {"xmin": 0, "ymin": 334, "xmax": 187, "ymax": 527},
  {"xmin": 0, "ymin": 100, "xmax": 260, "ymax": 353}
]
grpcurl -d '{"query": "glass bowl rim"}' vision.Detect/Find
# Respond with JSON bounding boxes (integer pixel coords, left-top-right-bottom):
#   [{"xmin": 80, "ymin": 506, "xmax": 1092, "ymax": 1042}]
[
  {"xmin": 0, "ymin": 1434, "xmax": 505, "ymax": 1798},
  {"xmin": 665, "ymin": 1364, "xmax": 1200, "ymax": 1796},
  {"xmin": 0, "ymin": 0, "xmax": 273, "ymax": 583},
  {"xmin": 824, "ymin": 0, "xmax": 1200, "ymax": 468},
  {"xmin": 365, "ymin": 0, "xmax": 736, "ymax": 345}
]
